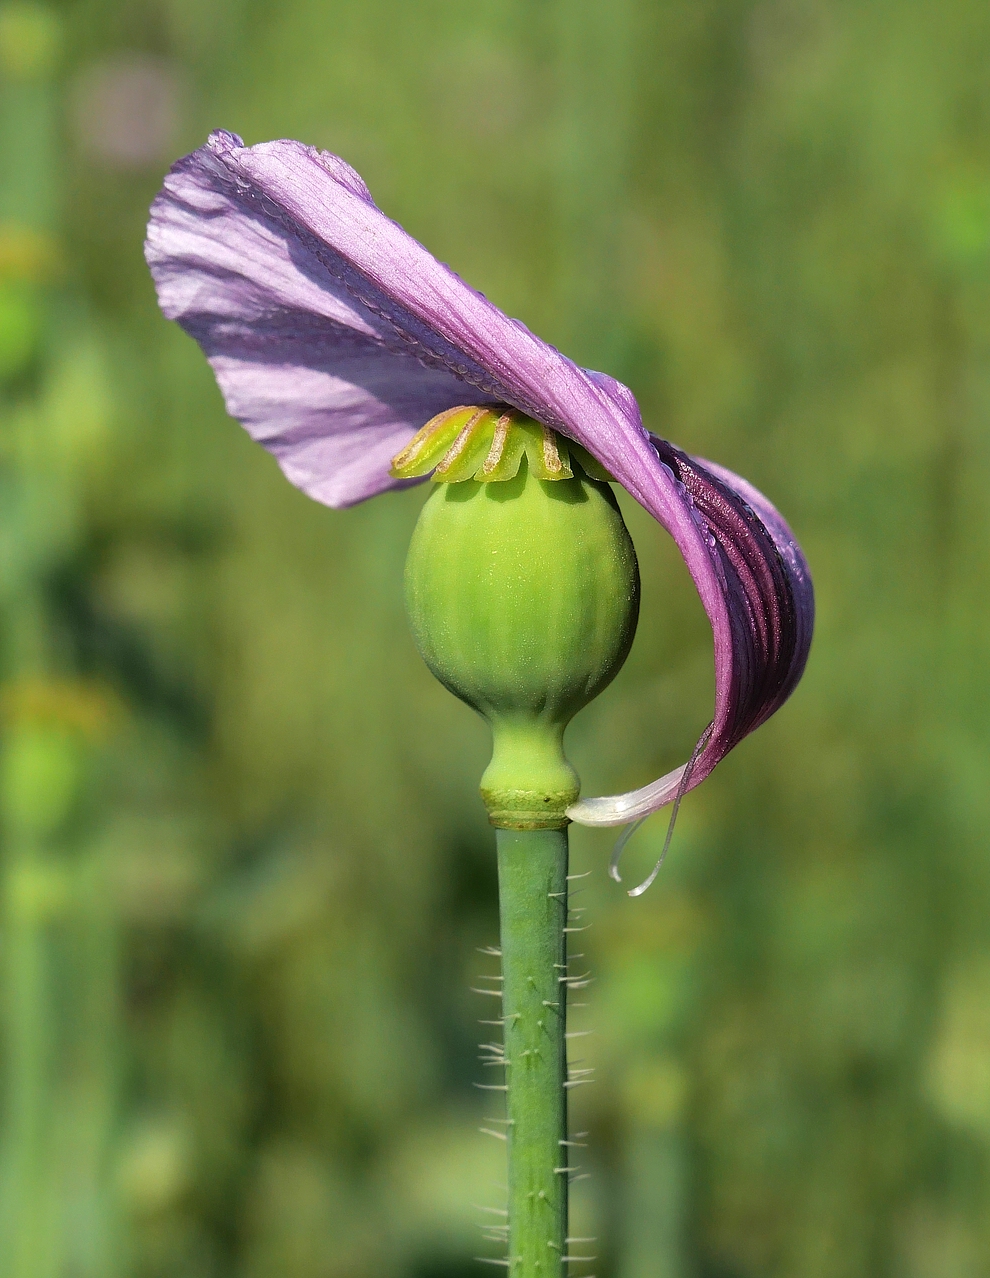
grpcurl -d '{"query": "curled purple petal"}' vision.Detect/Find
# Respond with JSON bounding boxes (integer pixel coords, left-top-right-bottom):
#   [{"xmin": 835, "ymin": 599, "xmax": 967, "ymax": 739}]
[
  {"xmin": 568, "ymin": 441, "xmax": 814, "ymax": 826},
  {"xmin": 145, "ymin": 132, "xmax": 814, "ymax": 817}
]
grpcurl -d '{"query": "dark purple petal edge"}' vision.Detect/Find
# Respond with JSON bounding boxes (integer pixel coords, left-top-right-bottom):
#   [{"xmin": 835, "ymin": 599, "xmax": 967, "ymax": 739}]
[{"xmin": 569, "ymin": 440, "xmax": 814, "ymax": 825}]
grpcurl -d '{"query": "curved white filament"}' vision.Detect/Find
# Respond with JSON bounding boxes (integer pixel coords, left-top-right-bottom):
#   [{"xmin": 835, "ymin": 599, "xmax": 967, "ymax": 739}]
[
  {"xmin": 567, "ymin": 763, "xmax": 689, "ymax": 828},
  {"xmin": 571, "ymin": 724, "xmax": 714, "ymax": 897}
]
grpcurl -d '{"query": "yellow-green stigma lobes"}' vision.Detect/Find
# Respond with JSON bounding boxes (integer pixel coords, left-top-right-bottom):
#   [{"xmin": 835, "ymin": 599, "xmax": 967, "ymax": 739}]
[
  {"xmin": 396, "ymin": 406, "xmax": 639, "ymax": 831},
  {"xmin": 389, "ymin": 404, "xmax": 614, "ymax": 485}
]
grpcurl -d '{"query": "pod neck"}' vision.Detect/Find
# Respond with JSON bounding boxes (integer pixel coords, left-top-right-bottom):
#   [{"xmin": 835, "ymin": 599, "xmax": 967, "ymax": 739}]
[{"xmin": 481, "ymin": 716, "xmax": 579, "ymax": 830}]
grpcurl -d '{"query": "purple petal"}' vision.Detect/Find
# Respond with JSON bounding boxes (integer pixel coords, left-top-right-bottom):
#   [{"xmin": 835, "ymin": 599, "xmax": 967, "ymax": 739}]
[
  {"xmin": 568, "ymin": 441, "xmax": 814, "ymax": 826},
  {"xmin": 144, "ymin": 131, "xmax": 501, "ymax": 506},
  {"xmin": 145, "ymin": 132, "xmax": 813, "ymax": 817},
  {"xmin": 144, "ymin": 131, "xmax": 665, "ymax": 506}
]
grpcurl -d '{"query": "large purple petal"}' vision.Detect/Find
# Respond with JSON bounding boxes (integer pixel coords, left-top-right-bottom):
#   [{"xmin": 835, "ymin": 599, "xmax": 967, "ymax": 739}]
[
  {"xmin": 568, "ymin": 442, "xmax": 814, "ymax": 825},
  {"xmin": 145, "ymin": 130, "xmax": 501, "ymax": 506},
  {"xmin": 144, "ymin": 131, "xmax": 664, "ymax": 506},
  {"xmin": 145, "ymin": 132, "xmax": 813, "ymax": 820}
]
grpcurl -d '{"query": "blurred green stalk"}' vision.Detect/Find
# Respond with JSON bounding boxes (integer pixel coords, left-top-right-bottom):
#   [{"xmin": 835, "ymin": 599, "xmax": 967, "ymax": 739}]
[
  {"xmin": 554, "ymin": 0, "xmax": 635, "ymax": 369},
  {"xmin": 0, "ymin": 8, "xmax": 121, "ymax": 1275},
  {"xmin": 624, "ymin": 1126, "xmax": 687, "ymax": 1278}
]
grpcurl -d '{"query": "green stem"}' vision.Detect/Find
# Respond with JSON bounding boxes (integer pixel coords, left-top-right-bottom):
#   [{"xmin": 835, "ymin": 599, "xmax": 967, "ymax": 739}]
[{"xmin": 497, "ymin": 826, "xmax": 569, "ymax": 1277}]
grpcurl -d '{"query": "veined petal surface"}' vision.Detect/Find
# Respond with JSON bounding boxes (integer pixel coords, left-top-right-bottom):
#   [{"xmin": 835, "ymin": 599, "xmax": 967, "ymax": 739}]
[{"xmin": 145, "ymin": 131, "xmax": 813, "ymax": 818}]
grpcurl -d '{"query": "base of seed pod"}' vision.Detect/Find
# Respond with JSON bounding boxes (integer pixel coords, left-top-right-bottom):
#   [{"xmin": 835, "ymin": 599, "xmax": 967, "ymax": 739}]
[
  {"xmin": 481, "ymin": 790, "xmax": 577, "ymax": 830},
  {"xmin": 480, "ymin": 719, "xmax": 580, "ymax": 828}
]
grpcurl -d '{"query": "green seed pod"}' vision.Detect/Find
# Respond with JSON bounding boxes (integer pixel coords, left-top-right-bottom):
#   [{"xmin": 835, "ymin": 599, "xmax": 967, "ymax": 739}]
[{"xmin": 398, "ymin": 408, "xmax": 640, "ymax": 829}]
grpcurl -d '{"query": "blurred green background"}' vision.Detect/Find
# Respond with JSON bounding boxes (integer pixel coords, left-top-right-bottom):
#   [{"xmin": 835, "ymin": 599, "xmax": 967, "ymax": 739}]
[{"xmin": 1, "ymin": 0, "xmax": 989, "ymax": 1275}]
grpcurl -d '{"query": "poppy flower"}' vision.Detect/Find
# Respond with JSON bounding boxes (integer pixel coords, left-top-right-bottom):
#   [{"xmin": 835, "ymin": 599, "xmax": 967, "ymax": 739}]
[{"xmin": 145, "ymin": 130, "xmax": 813, "ymax": 834}]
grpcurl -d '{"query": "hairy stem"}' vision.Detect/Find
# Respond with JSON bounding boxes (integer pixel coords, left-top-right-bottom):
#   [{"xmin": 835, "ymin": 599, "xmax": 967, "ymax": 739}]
[{"xmin": 497, "ymin": 826, "xmax": 568, "ymax": 1277}]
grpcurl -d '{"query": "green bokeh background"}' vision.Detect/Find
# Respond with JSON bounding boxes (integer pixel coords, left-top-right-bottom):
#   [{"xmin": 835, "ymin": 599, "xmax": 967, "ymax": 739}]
[{"xmin": 1, "ymin": 1, "xmax": 989, "ymax": 1275}]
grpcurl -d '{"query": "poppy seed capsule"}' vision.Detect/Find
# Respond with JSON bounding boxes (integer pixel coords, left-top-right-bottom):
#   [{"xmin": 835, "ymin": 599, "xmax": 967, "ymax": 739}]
[{"xmin": 398, "ymin": 409, "xmax": 640, "ymax": 829}]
